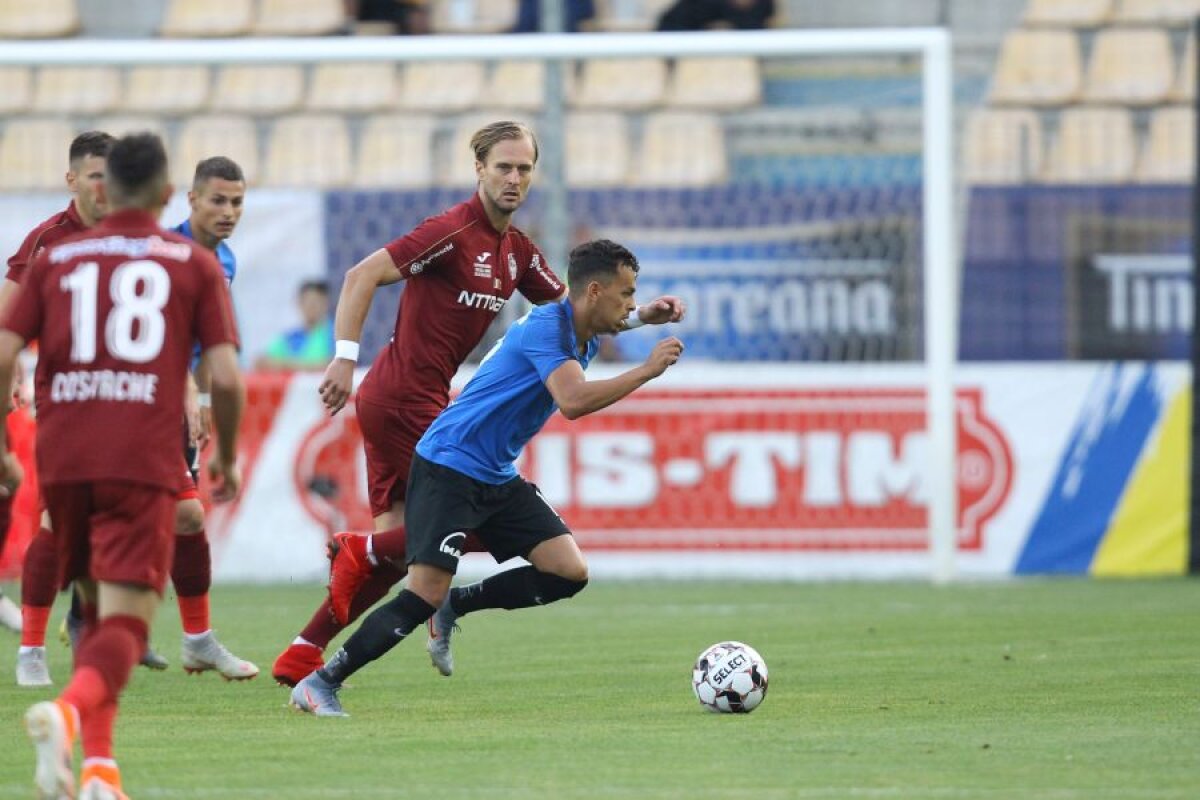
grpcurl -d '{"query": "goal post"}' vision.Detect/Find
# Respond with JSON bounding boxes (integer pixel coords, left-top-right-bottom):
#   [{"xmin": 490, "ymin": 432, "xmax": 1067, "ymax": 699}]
[{"xmin": 0, "ymin": 28, "xmax": 958, "ymax": 580}]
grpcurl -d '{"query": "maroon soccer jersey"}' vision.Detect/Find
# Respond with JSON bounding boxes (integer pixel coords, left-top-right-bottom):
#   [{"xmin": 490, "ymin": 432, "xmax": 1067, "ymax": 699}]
[
  {"xmin": 358, "ymin": 193, "xmax": 565, "ymax": 409},
  {"xmin": 6, "ymin": 201, "xmax": 88, "ymax": 285},
  {"xmin": 1, "ymin": 209, "xmax": 239, "ymax": 490}
]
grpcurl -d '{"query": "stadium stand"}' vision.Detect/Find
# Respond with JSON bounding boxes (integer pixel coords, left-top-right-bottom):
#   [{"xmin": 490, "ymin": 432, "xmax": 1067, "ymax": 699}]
[
  {"xmin": 159, "ymin": 0, "xmax": 253, "ymax": 36},
  {"xmin": 353, "ymin": 114, "xmax": 437, "ymax": 188},
  {"xmin": 0, "ymin": 67, "xmax": 32, "ymax": 115},
  {"xmin": 1081, "ymin": 27, "xmax": 1173, "ymax": 105},
  {"xmin": 212, "ymin": 65, "xmax": 306, "ymax": 115},
  {"xmin": 1171, "ymin": 31, "xmax": 1195, "ymax": 100},
  {"xmin": 253, "ymin": 0, "xmax": 345, "ymax": 36},
  {"xmin": 591, "ymin": 0, "xmax": 678, "ymax": 30},
  {"xmin": 174, "ymin": 115, "xmax": 261, "ymax": 186},
  {"xmin": 399, "ymin": 61, "xmax": 487, "ymax": 111},
  {"xmin": 572, "ymin": 58, "xmax": 669, "ymax": 109},
  {"xmin": 32, "ymin": 66, "xmax": 121, "ymax": 115},
  {"xmin": 1022, "ymin": 0, "xmax": 1113, "ymax": 26},
  {"xmin": 430, "ymin": 0, "xmax": 518, "ymax": 33},
  {"xmin": 565, "ymin": 111, "xmax": 632, "ymax": 187},
  {"xmin": 0, "ymin": 119, "xmax": 75, "ymax": 190},
  {"xmin": 963, "ymin": 107, "xmax": 1043, "ymax": 184},
  {"xmin": 124, "ymin": 66, "xmax": 212, "ymax": 115},
  {"xmin": 665, "ymin": 57, "xmax": 762, "ymax": 110},
  {"xmin": 1135, "ymin": 105, "xmax": 1194, "ymax": 182},
  {"xmin": 1042, "ymin": 106, "xmax": 1137, "ymax": 183},
  {"xmin": 265, "ymin": 114, "xmax": 353, "ymax": 187},
  {"xmin": 1113, "ymin": 0, "xmax": 1200, "ymax": 24},
  {"xmin": 0, "ymin": 0, "xmax": 79, "ymax": 37},
  {"xmin": 307, "ymin": 62, "xmax": 399, "ymax": 113},
  {"xmin": 633, "ymin": 111, "xmax": 728, "ymax": 187},
  {"xmin": 93, "ymin": 115, "xmax": 170, "ymax": 141},
  {"xmin": 486, "ymin": 61, "xmax": 554, "ymax": 112},
  {"xmin": 989, "ymin": 28, "xmax": 1083, "ymax": 105}
]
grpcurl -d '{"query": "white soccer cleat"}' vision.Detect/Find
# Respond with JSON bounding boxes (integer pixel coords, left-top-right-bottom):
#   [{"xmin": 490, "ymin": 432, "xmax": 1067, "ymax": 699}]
[
  {"xmin": 0, "ymin": 593, "xmax": 22, "ymax": 633},
  {"xmin": 425, "ymin": 598, "xmax": 459, "ymax": 677},
  {"xmin": 17, "ymin": 647, "xmax": 53, "ymax": 687},
  {"xmin": 25, "ymin": 700, "xmax": 76, "ymax": 800},
  {"xmin": 180, "ymin": 632, "xmax": 259, "ymax": 681}
]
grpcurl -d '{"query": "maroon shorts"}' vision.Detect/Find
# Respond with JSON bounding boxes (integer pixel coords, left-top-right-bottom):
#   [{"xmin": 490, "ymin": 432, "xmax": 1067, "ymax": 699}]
[
  {"xmin": 356, "ymin": 398, "xmax": 441, "ymax": 518},
  {"xmin": 43, "ymin": 481, "xmax": 176, "ymax": 593}
]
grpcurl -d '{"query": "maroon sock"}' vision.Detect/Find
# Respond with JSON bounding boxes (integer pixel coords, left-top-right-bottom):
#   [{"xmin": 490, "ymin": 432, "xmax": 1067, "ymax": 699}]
[
  {"xmin": 347, "ymin": 565, "xmax": 406, "ymax": 622},
  {"xmin": 366, "ymin": 526, "xmax": 407, "ymax": 566},
  {"xmin": 70, "ymin": 615, "xmax": 147, "ymax": 708},
  {"xmin": 298, "ymin": 600, "xmax": 342, "ymax": 650},
  {"xmin": 21, "ymin": 527, "xmax": 59, "ymax": 608},
  {"xmin": 170, "ymin": 530, "xmax": 211, "ymax": 597}
]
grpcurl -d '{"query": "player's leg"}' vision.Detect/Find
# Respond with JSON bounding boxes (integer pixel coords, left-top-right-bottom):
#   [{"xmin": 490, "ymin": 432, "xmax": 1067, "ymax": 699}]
[
  {"xmin": 17, "ymin": 511, "xmax": 58, "ymax": 687},
  {"xmin": 172, "ymin": 494, "xmax": 258, "ymax": 680},
  {"xmin": 0, "ymin": 493, "xmax": 21, "ymax": 633}
]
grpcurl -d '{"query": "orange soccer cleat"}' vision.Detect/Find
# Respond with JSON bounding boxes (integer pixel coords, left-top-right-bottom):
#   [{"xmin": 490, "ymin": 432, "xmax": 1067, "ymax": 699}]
[
  {"xmin": 326, "ymin": 532, "xmax": 372, "ymax": 626},
  {"xmin": 271, "ymin": 642, "xmax": 325, "ymax": 688}
]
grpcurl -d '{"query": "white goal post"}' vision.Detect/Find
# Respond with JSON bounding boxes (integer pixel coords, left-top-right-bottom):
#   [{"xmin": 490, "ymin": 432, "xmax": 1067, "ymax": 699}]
[{"xmin": 1, "ymin": 28, "xmax": 958, "ymax": 581}]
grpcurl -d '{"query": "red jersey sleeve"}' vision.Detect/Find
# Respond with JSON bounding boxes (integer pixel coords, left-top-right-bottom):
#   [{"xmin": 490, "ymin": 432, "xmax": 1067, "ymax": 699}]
[
  {"xmin": 518, "ymin": 241, "xmax": 566, "ymax": 304},
  {"xmin": 0, "ymin": 250, "xmax": 46, "ymax": 343},
  {"xmin": 193, "ymin": 250, "xmax": 240, "ymax": 352},
  {"xmin": 383, "ymin": 215, "xmax": 467, "ymax": 280}
]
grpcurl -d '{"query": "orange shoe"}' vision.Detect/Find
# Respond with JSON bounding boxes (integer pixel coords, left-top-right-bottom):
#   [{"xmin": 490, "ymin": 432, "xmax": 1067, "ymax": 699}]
[
  {"xmin": 327, "ymin": 532, "xmax": 371, "ymax": 626},
  {"xmin": 80, "ymin": 761, "xmax": 128, "ymax": 800},
  {"xmin": 271, "ymin": 642, "xmax": 325, "ymax": 688}
]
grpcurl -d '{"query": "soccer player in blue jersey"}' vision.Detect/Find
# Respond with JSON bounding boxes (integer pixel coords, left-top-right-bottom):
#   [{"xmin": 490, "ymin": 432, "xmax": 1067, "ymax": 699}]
[{"xmin": 291, "ymin": 238, "xmax": 684, "ymax": 716}]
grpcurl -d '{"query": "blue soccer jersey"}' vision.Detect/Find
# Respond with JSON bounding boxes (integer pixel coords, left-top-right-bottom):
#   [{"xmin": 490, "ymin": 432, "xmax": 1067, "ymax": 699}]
[
  {"xmin": 417, "ymin": 299, "xmax": 598, "ymax": 483},
  {"xmin": 172, "ymin": 219, "xmax": 237, "ymax": 285}
]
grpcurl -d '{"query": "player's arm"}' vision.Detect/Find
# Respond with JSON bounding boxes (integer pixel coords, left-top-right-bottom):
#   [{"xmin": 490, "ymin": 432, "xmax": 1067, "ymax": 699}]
[
  {"xmin": 319, "ymin": 248, "xmax": 404, "ymax": 415},
  {"xmin": 0, "ymin": 330, "xmax": 27, "ymax": 495},
  {"xmin": 544, "ymin": 337, "xmax": 683, "ymax": 420},
  {"xmin": 0, "ymin": 279, "xmax": 20, "ymax": 321},
  {"xmin": 619, "ymin": 295, "xmax": 686, "ymax": 331},
  {"xmin": 202, "ymin": 343, "xmax": 244, "ymax": 501}
]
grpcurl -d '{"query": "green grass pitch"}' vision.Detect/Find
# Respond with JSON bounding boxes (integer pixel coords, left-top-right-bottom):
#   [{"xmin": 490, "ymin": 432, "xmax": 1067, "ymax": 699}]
[{"xmin": 1, "ymin": 579, "xmax": 1197, "ymax": 798}]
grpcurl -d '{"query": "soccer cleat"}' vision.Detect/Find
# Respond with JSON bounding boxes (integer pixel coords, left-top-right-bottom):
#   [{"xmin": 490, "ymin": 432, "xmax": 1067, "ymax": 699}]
[
  {"xmin": 0, "ymin": 593, "xmax": 22, "ymax": 633},
  {"xmin": 326, "ymin": 532, "xmax": 371, "ymax": 626},
  {"xmin": 426, "ymin": 597, "xmax": 460, "ymax": 677},
  {"xmin": 289, "ymin": 671, "xmax": 348, "ymax": 717},
  {"xmin": 180, "ymin": 632, "xmax": 259, "ymax": 681},
  {"xmin": 17, "ymin": 647, "xmax": 53, "ymax": 687},
  {"xmin": 25, "ymin": 699, "xmax": 77, "ymax": 800},
  {"xmin": 140, "ymin": 644, "xmax": 169, "ymax": 671},
  {"xmin": 79, "ymin": 778, "xmax": 129, "ymax": 800},
  {"xmin": 78, "ymin": 762, "xmax": 127, "ymax": 800},
  {"xmin": 272, "ymin": 642, "xmax": 325, "ymax": 688}
]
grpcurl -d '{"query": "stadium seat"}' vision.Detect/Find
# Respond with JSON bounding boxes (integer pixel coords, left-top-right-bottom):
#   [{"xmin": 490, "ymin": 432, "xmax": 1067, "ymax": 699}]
[
  {"xmin": 1135, "ymin": 106, "xmax": 1194, "ymax": 182},
  {"xmin": 1023, "ymin": 0, "xmax": 1113, "ymax": 25},
  {"xmin": 399, "ymin": 61, "xmax": 486, "ymax": 111},
  {"xmin": 485, "ymin": 61, "xmax": 569, "ymax": 112},
  {"xmin": 573, "ymin": 58, "xmax": 668, "ymax": 109},
  {"xmin": 0, "ymin": 67, "xmax": 33, "ymax": 115},
  {"xmin": 265, "ymin": 114, "xmax": 352, "ymax": 188},
  {"xmin": 1081, "ymin": 28, "xmax": 1173, "ymax": 105},
  {"xmin": 175, "ymin": 115, "xmax": 260, "ymax": 186},
  {"xmin": 32, "ymin": 67, "xmax": 120, "ymax": 115},
  {"xmin": 0, "ymin": 119, "xmax": 76, "ymax": 190},
  {"xmin": 253, "ymin": 0, "xmax": 345, "ymax": 36},
  {"xmin": 93, "ymin": 115, "xmax": 169, "ymax": 141},
  {"xmin": 1113, "ymin": 0, "xmax": 1200, "ymax": 23},
  {"xmin": 307, "ymin": 63, "xmax": 398, "ymax": 112},
  {"xmin": 591, "ymin": 0, "xmax": 677, "ymax": 31},
  {"xmin": 160, "ymin": 0, "xmax": 253, "ymax": 36},
  {"xmin": 123, "ymin": 66, "xmax": 211, "ymax": 115},
  {"xmin": 989, "ymin": 29, "xmax": 1083, "ymax": 105},
  {"xmin": 1042, "ymin": 107, "xmax": 1136, "ymax": 183},
  {"xmin": 1171, "ymin": 32, "xmax": 1195, "ymax": 101},
  {"xmin": 632, "ymin": 111, "xmax": 727, "ymax": 187},
  {"xmin": 353, "ymin": 114, "xmax": 437, "ymax": 189},
  {"xmin": 0, "ymin": 0, "xmax": 79, "ymax": 37},
  {"xmin": 430, "ymin": 0, "xmax": 518, "ymax": 33},
  {"xmin": 212, "ymin": 65, "xmax": 305, "ymax": 115},
  {"xmin": 963, "ymin": 108, "xmax": 1044, "ymax": 184},
  {"xmin": 566, "ymin": 112, "xmax": 631, "ymax": 187},
  {"xmin": 666, "ymin": 57, "xmax": 761, "ymax": 110}
]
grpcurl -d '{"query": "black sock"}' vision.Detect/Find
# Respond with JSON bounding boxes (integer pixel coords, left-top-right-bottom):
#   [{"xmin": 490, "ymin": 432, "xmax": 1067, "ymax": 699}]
[
  {"xmin": 450, "ymin": 566, "xmax": 587, "ymax": 616},
  {"xmin": 317, "ymin": 589, "xmax": 435, "ymax": 684}
]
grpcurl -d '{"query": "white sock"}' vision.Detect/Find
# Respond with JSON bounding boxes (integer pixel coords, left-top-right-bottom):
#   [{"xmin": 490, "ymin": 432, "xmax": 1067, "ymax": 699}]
[
  {"xmin": 366, "ymin": 535, "xmax": 378, "ymax": 567},
  {"xmin": 184, "ymin": 630, "xmax": 213, "ymax": 642},
  {"xmin": 292, "ymin": 636, "xmax": 315, "ymax": 647},
  {"xmin": 18, "ymin": 645, "xmax": 45, "ymax": 655}
]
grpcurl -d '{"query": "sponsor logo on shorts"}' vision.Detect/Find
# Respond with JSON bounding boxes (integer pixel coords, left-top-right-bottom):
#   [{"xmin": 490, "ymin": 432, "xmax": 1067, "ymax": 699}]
[{"xmin": 439, "ymin": 532, "xmax": 466, "ymax": 559}]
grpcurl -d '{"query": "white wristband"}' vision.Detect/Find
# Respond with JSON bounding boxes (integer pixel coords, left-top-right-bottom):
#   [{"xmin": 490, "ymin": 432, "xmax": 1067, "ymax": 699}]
[
  {"xmin": 196, "ymin": 393, "xmax": 212, "ymax": 409},
  {"xmin": 335, "ymin": 340, "xmax": 360, "ymax": 363},
  {"xmin": 623, "ymin": 310, "xmax": 646, "ymax": 330}
]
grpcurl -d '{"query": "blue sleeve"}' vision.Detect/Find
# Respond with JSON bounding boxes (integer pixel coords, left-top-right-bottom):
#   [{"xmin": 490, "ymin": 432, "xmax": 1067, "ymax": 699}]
[{"xmin": 520, "ymin": 312, "xmax": 573, "ymax": 383}]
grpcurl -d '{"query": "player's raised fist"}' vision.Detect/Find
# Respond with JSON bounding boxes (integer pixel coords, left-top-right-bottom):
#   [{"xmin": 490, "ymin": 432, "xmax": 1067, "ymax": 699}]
[
  {"xmin": 319, "ymin": 358, "xmax": 355, "ymax": 415},
  {"xmin": 637, "ymin": 295, "xmax": 687, "ymax": 325},
  {"xmin": 645, "ymin": 336, "xmax": 684, "ymax": 377}
]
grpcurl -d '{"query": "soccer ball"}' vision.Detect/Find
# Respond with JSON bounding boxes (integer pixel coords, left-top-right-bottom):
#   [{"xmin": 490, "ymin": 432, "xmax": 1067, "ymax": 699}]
[{"xmin": 691, "ymin": 641, "xmax": 768, "ymax": 713}]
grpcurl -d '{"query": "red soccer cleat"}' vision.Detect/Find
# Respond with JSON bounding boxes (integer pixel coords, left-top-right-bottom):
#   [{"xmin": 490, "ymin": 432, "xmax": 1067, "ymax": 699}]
[
  {"xmin": 327, "ymin": 532, "xmax": 372, "ymax": 626},
  {"xmin": 271, "ymin": 642, "xmax": 326, "ymax": 688}
]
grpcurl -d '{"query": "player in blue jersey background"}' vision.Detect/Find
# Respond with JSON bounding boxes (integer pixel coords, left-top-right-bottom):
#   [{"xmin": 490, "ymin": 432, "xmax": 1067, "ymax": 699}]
[{"xmin": 292, "ymin": 238, "xmax": 685, "ymax": 716}]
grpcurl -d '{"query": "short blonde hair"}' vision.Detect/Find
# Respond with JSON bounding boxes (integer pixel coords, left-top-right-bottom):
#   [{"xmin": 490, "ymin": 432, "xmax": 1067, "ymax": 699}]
[{"xmin": 470, "ymin": 120, "xmax": 539, "ymax": 165}]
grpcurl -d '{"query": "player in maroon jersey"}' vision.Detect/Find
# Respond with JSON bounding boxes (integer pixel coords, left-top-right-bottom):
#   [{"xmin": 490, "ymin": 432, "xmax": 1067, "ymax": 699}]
[
  {"xmin": 271, "ymin": 121, "xmax": 684, "ymax": 686},
  {"xmin": 0, "ymin": 132, "xmax": 244, "ymax": 800}
]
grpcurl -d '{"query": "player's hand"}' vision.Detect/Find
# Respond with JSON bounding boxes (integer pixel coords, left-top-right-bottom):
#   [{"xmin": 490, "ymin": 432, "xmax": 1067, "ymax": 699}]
[
  {"xmin": 184, "ymin": 385, "xmax": 203, "ymax": 446},
  {"xmin": 207, "ymin": 454, "xmax": 241, "ymax": 503},
  {"xmin": 637, "ymin": 296, "xmax": 686, "ymax": 326},
  {"xmin": 643, "ymin": 337, "xmax": 684, "ymax": 378},
  {"xmin": 319, "ymin": 358, "xmax": 355, "ymax": 416},
  {"xmin": 0, "ymin": 450, "xmax": 23, "ymax": 498}
]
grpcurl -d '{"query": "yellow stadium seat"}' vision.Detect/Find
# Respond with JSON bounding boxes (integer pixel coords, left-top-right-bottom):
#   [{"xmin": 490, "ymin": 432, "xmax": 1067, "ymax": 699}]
[
  {"xmin": 1042, "ymin": 107, "xmax": 1136, "ymax": 183},
  {"xmin": 486, "ymin": 61, "xmax": 571, "ymax": 112},
  {"xmin": 1113, "ymin": 0, "xmax": 1200, "ymax": 23},
  {"xmin": 124, "ymin": 66, "xmax": 210, "ymax": 115},
  {"xmin": 430, "ymin": 0, "xmax": 518, "ymax": 33},
  {"xmin": 399, "ymin": 61, "xmax": 486, "ymax": 111},
  {"xmin": 1081, "ymin": 28, "xmax": 1173, "ymax": 105},
  {"xmin": 591, "ymin": 0, "xmax": 677, "ymax": 31},
  {"xmin": 353, "ymin": 115, "xmax": 437, "ymax": 189},
  {"xmin": 1136, "ymin": 106, "xmax": 1194, "ymax": 182},
  {"xmin": 0, "ymin": 0, "xmax": 79, "ymax": 37},
  {"xmin": 160, "ymin": 0, "xmax": 252, "ymax": 36},
  {"xmin": 963, "ymin": 108, "xmax": 1044, "ymax": 184},
  {"xmin": 32, "ymin": 67, "xmax": 120, "ymax": 115},
  {"xmin": 573, "ymin": 58, "xmax": 668, "ymax": 110},
  {"xmin": 0, "ymin": 67, "xmax": 33, "ymax": 115},
  {"xmin": 307, "ymin": 63, "xmax": 398, "ymax": 112},
  {"xmin": 253, "ymin": 0, "xmax": 345, "ymax": 35},
  {"xmin": 666, "ymin": 57, "xmax": 761, "ymax": 110},
  {"xmin": 1023, "ymin": 0, "xmax": 1113, "ymax": 25},
  {"xmin": 175, "ymin": 115, "xmax": 260, "ymax": 186},
  {"xmin": 212, "ymin": 65, "xmax": 305, "ymax": 115},
  {"xmin": 265, "ymin": 114, "xmax": 352, "ymax": 188},
  {"xmin": 989, "ymin": 29, "xmax": 1083, "ymax": 105},
  {"xmin": 0, "ymin": 119, "xmax": 76, "ymax": 190},
  {"xmin": 633, "ymin": 112, "xmax": 726, "ymax": 187},
  {"xmin": 1171, "ymin": 32, "xmax": 1195, "ymax": 100},
  {"xmin": 566, "ymin": 112, "xmax": 631, "ymax": 187},
  {"xmin": 440, "ymin": 111, "xmax": 528, "ymax": 186}
]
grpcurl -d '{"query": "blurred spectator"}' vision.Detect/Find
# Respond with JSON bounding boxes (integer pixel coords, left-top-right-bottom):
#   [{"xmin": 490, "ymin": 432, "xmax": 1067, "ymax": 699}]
[
  {"xmin": 346, "ymin": 0, "xmax": 430, "ymax": 34},
  {"xmin": 512, "ymin": 0, "xmax": 595, "ymax": 32},
  {"xmin": 257, "ymin": 280, "xmax": 335, "ymax": 371},
  {"xmin": 656, "ymin": 0, "xmax": 775, "ymax": 31}
]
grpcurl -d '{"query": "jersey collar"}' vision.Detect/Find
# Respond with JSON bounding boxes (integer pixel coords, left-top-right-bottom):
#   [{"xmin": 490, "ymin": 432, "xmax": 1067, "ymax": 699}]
[{"xmin": 467, "ymin": 191, "xmax": 508, "ymax": 237}]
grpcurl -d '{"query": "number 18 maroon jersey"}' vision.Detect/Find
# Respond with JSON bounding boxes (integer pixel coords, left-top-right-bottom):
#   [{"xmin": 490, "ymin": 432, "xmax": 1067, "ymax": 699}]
[{"xmin": 0, "ymin": 209, "xmax": 239, "ymax": 491}]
